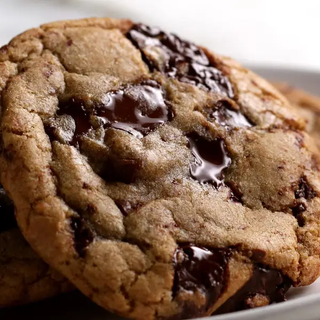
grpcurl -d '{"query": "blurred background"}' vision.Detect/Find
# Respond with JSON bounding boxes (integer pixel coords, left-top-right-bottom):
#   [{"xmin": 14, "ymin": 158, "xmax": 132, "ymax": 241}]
[{"xmin": 0, "ymin": 0, "xmax": 319, "ymax": 71}]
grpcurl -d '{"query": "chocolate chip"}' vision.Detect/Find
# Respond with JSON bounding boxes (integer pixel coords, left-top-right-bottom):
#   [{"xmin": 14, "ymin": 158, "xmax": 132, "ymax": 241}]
[
  {"xmin": 70, "ymin": 216, "xmax": 94, "ymax": 257},
  {"xmin": 173, "ymin": 245, "xmax": 231, "ymax": 317},
  {"xmin": 251, "ymin": 249, "xmax": 267, "ymax": 262},
  {"xmin": 0, "ymin": 185, "xmax": 16, "ymax": 233},
  {"xmin": 295, "ymin": 178, "xmax": 317, "ymax": 200},
  {"xmin": 115, "ymin": 200, "xmax": 133, "ymax": 216},
  {"xmin": 96, "ymin": 80, "xmax": 173, "ymax": 138},
  {"xmin": 48, "ymin": 97, "xmax": 93, "ymax": 147},
  {"xmin": 187, "ymin": 133, "xmax": 231, "ymax": 187},
  {"xmin": 46, "ymin": 81, "xmax": 173, "ymax": 147},
  {"xmin": 292, "ymin": 203, "xmax": 306, "ymax": 227},
  {"xmin": 101, "ymin": 158, "xmax": 142, "ymax": 184},
  {"xmin": 208, "ymin": 99, "xmax": 252, "ymax": 128},
  {"xmin": 82, "ymin": 182, "xmax": 90, "ymax": 189},
  {"xmin": 127, "ymin": 24, "xmax": 233, "ymax": 97},
  {"xmin": 213, "ymin": 264, "xmax": 291, "ymax": 315},
  {"xmin": 292, "ymin": 203, "xmax": 306, "ymax": 214}
]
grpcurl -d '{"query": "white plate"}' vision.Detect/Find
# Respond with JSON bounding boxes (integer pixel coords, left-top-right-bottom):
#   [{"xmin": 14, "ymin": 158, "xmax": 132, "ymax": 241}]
[{"xmin": 1, "ymin": 67, "xmax": 320, "ymax": 319}]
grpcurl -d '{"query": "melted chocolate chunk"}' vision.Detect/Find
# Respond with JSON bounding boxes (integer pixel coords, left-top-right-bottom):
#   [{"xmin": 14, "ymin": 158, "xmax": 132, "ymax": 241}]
[
  {"xmin": 127, "ymin": 24, "xmax": 233, "ymax": 97},
  {"xmin": 187, "ymin": 133, "xmax": 231, "ymax": 187},
  {"xmin": 59, "ymin": 99, "xmax": 92, "ymax": 142},
  {"xmin": 46, "ymin": 81, "xmax": 173, "ymax": 146},
  {"xmin": 173, "ymin": 245, "xmax": 231, "ymax": 318},
  {"xmin": 101, "ymin": 158, "xmax": 142, "ymax": 184},
  {"xmin": 70, "ymin": 216, "xmax": 94, "ymax": 257},
  {"xmin": 209, "ymin": 100, "xmax": 252, "ymax": 128},
  {"xmin": 295, "ymin": 178, "xmax": 317, "ymax": 200},
  {"xmin": 213, "ymin": 265, "xmax": 291, "ymax": 315},
  {"xmin": 0, "ymin": 185, "xmax": 16, "ymax": 233},
  {"xmin": 97, "ymin": 81, "xmax": 172, "ymax": 138},
  {"xmin": 115, "ymin": 200, "xmax": 133, "ymax": 216},
  {"xmin": 292, "ymin": 203, "xmax": 306, "ymax": 227},
  {"xmin": 45, "ymin": 98, "xmax": 91, "ymax": 147},
  {"xmin": 114, "ymin": 200, "xmax": 141, "ymax": 216}
]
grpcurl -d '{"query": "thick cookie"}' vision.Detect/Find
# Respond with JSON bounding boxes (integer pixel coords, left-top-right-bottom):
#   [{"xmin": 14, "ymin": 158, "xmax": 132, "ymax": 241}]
[
  {"xmin": 273, "ymin": 82, "xmax": 320, "ymax": 149},
  {"xmin": 0, "ymin": 185, "xmax": 73, "ymax": 307},
  {"xmin": 1, "ymin": 18, "xmax": 320, "ymax": 320}
]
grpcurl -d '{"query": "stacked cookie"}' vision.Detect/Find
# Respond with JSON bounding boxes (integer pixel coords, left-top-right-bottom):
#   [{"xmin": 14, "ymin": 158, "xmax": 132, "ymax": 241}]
[
  {"xmin": 0, "ymin": 185, "xmax": 73, "ymax": 307},
  {"xmin": 273, "ymin": 82, "xmax": 320, "ymax": 150},
  {"xmin": 1, "ymin": 17, "xmax": 320, "ymax": 320}
]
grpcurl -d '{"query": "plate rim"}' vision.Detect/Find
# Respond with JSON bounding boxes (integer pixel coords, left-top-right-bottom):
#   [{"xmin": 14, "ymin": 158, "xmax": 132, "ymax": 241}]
[
  {"xmin": 246, "ymin": 63, "xmax": 320, "ymax": 76},
  {"xmin": 205, "ymin": 290, "xmax": 320, "ymax": 320}
]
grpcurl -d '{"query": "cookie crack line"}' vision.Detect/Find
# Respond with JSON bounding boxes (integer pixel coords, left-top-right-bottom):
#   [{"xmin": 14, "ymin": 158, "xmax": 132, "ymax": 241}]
[{"xmin": 1, "ymin": 17, "xmax": 320, "ymax": 320}]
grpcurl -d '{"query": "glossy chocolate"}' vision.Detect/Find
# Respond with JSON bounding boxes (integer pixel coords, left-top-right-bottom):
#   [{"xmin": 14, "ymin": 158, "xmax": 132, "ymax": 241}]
[
  {"xmin": 46, "ymin": 81, "xmax": 172, "ymax": 146},
  {"xmin": 45, "ymin": 98, "xmax": 91, "ymax": 147},
  {"xmin": 0, "ymin": 185, "xmax": 16, "ymax": 233},
  {"xmin": 295, "ymin": 178, "xmax": 317, "ymax": 200},
  {"xmin": 187, "ymin": 133, "xmax": 231, "ymax": 186},
  {"xmin": 70, "ymin": 216, "xmax": 94, "ymax": 257},
  {"xmin": 58, "ymin": 98, "xmax": 92, "ymax": 145},
  {"xmin": 127, "ymin": 24, "xmax": 234, "ymax": 97},
  {"xmin": 209, "ymin": 100, "xmax": 251, "ymax": 128},
  {"xmin": 173, "ymin": 245, "xmax": 231, "ymax": 318},
  {"xmin": 97, "ymin": 81, "xmax": 172, "ymax": 138},
  {"xmin": 213, "ymin": 265, "xmax": 291, "ymax": 314}
]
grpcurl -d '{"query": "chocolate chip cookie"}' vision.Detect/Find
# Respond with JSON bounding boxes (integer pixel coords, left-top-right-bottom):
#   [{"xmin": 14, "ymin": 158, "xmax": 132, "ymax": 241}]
[
  {"xmin": 1, "ymin": 18, "xmax": 320, "ymax": 319},
  {"xmin": 0, "ymin": 185, "xmax": 72, "ymax": 307},
  {"xmin": 273, "ymin": 82, "xmax": 320, "ymax": 150}
]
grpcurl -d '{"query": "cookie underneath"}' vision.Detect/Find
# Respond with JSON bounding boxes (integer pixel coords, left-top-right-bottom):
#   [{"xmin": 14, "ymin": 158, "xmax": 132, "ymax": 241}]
[{"xmin": 0, "ymin": 186, "xmax": 73, "ymax": 307}]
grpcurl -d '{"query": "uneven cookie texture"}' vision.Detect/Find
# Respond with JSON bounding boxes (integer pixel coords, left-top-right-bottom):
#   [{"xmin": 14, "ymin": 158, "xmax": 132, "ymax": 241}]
[
  {"xmin": 0, "ymin": 186, "xmax": 72, "ymax": 307},
  {"xmin": 0, "ymin": 18, "xmax": 320, "ymax": 319},
  {"xmin": 273, "ymin": 82, "xmax": 320, "ymax": 150}
]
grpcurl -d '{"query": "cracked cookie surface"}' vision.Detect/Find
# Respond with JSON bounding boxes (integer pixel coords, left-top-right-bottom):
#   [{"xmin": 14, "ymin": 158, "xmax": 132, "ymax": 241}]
[
  {"xmin": 273, "ymin": 82, "xmax": 320, "ymax": 150},
  {"xmin": 0, "ymin": 186, "xmax": 72, "ymax": 307},
  {"xmin": 1, "ymin": 18, "xmax": 320, "ymax": 319}
]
